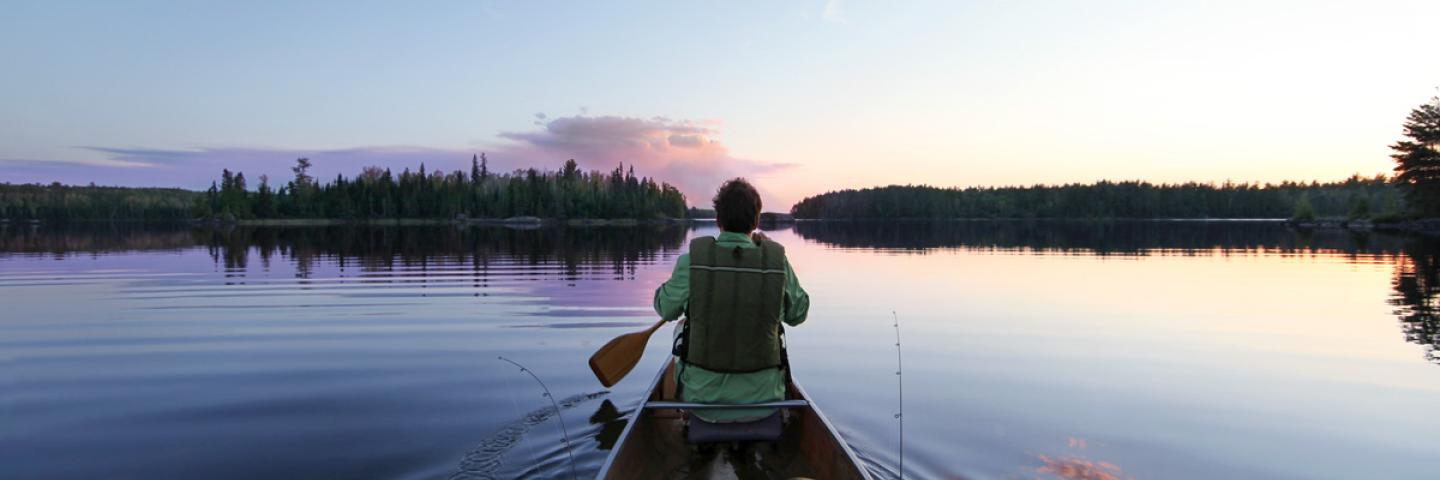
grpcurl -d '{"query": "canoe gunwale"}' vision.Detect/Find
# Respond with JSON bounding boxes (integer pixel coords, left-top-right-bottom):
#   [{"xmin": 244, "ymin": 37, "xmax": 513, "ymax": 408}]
[
  {"xmin": 787, "ymin": 379, "xmax": 875, "ymax": 480},
  {"xmin": 593, "ymin": 357, "xmax": 668, "ymax": 478}
]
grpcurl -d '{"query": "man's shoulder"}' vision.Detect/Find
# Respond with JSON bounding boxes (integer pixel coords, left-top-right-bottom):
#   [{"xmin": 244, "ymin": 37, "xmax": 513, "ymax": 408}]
[
  {"xmin": 758, "ymin": 238, "xmax": 786, "ymax": 253},
  {"xmin": 686, "ymin": 235, "xmax": 716, "ymax": 249}
]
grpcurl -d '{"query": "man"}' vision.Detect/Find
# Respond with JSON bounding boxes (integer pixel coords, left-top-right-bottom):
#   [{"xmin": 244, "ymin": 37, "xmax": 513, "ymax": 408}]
[{"xmin": 653, "ymin": 178, "xmax": 809, "ymax": 423}]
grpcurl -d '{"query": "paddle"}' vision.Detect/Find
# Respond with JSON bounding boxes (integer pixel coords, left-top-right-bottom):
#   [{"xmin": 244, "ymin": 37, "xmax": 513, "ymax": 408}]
[{"xmin": 588, "ymin": 319, "xmax": 667, "ymax": 387}]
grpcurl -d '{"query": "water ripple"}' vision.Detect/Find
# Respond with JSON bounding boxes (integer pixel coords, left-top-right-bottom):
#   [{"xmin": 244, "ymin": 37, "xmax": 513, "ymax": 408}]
[{"xmin": 449, "ymin": 391, "xmax": 609, "ymax": 480}]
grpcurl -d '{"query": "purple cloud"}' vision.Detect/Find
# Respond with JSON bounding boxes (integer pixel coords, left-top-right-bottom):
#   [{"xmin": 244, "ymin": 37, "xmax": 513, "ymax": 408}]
[
  {"xmin": 493, "ymin": 115, "xmax": 794, "ymax": 206},
  {"xmin": 0, "ymin": 146, "xmax": 489, "ymax": 189},
  {"xmin": 1, "ymin": 114, "xmax": 793, "ymax": 207}
]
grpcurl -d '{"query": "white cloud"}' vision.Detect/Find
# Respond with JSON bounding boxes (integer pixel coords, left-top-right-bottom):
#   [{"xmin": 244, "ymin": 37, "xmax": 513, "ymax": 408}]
[{"xmin": 821, "ymin": 0, "xmax": 846, "ymax": 24}]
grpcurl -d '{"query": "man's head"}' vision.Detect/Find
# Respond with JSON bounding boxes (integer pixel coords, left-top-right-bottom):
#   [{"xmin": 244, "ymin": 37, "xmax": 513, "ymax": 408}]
[{"xmin": 713, "ymin": 178, "xmax": 762, "ymax": 233}]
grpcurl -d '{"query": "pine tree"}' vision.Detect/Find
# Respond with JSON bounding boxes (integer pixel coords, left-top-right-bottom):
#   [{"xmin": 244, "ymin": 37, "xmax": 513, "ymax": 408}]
[
  {"xmin": 255, "ymin": 175, "xmax": 276, "ymax": 217},
  {"xmin": 562, "ymin": 159, "xmax": 580, "ymax": 181},
  {"xmin": 206, "ymin": 181, "xmax": 220, "ymax": 215},
  {"xmin": 291, "ymin": 157, "xmax": 314, "ymax": 189},
  {"xmin": 1392, "ymin": 96, "xmax": 1440, "ymax": 217}
]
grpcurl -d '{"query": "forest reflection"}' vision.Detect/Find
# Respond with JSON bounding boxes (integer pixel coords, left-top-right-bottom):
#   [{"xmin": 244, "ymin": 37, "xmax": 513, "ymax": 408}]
[
  {"xmin": 0, "ymin": 223, "xmax": 688, "ymax": 280},
  {"xmin": 193, "ymin": 225, "xmax": 688, "ymax": 278},
  {"xmin": 792, "ymin": 220, "xmax": 1440, "ymax": 366},
  {"xmin": 0, "ymin": 222, "xmax": 198, "ymax": 256},
  {"xmin": 1391, "ymin": 239, "xmax": 1440, "ymax": 365},
  {"xmin": 790, "ymin": 219, "xmax": 1406, "ymax": 257},
  {"xmin": 4, "ymin": 221, "xmax": 1439, "ymax": 365}
]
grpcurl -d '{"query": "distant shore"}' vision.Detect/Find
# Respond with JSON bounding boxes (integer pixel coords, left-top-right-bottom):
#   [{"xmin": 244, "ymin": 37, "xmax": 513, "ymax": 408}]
[
  {"xmin": 10, "ymin": 216, "xmax": 1440, "ymax": 236},
  {"xmin": 0, "ymin": 216, "xmax": 700, "ymax": 227},
  {"xmin": 1287, "ymin": 218, "xmax": 1440, "ymax": 235},
  {"xmin": 207, "ymin": 216, "xmax": 697, "ymax": 227},
  {"xmin": 787, "ymin": 217, "xmax": 1291, "ymax": 222}
]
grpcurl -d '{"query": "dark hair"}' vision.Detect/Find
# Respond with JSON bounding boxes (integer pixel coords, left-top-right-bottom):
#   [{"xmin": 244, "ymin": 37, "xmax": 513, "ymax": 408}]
[{"xmin": 713, "ymin": 178, "xmax": 762, "ymax": 233}]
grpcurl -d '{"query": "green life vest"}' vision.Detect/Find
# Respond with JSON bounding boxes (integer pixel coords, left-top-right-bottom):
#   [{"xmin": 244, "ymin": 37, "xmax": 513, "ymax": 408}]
[{"xmin": 684, "ymin": 235, "xmax": 788, "ymax": 373}]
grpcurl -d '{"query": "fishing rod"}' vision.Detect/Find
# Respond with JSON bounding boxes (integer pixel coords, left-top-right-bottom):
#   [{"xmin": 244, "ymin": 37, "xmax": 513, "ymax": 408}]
[
  {"xmin": 498, "ymin": 356, "xmax": 578, "ymax": 480},
  {"xmin": 893, "ymin": 311, "xmax": 904, "ymax": 480}
]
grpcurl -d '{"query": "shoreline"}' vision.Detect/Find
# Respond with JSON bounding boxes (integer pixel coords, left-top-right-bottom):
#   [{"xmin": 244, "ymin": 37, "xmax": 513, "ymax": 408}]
[
  {"xmin": 787, "ymin": 217, "xmax": 1292, "ymax": 222},
  {"xmin": 1286, "ymin": 218, "xmax": 1440, "ymax": 235},
  {"xmin": 7, "ymin": 216, "xmax": 1440, "ymax": 235},
  {"xmin": 0, "ymin": 217, "xmax": 698, "ymax": 227},
  {"xmin": 224, "ymin": 217, "xmax": 696, "ymax": 227}
]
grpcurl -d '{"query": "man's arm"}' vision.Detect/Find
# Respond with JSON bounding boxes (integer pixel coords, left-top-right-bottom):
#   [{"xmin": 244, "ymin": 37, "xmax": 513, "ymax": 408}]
[
  {"xmin": 782, "ymin": 257, "xmax": 809, "ymax": 327},
  {"xmin": 653, "ymin": 253, "xmax": 690, "ymax": 321}
]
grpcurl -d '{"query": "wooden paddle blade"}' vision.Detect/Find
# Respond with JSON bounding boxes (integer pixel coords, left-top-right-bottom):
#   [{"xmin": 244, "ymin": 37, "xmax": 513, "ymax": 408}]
[{"xmin": 589, "ymin": 320, "xmax": 665, "ymax": 387}]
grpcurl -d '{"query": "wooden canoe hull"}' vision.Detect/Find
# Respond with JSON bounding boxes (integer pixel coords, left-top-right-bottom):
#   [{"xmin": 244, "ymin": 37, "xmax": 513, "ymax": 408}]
[{"xmin": 596, "ymin": 358, "xmax": 873, "ymax": 480}]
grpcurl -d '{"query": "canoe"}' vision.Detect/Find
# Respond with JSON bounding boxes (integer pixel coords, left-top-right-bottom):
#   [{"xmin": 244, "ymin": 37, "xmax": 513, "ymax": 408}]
[{"xmin": 595, "ymin": 357, "xmax": 874, "ymax": 479}]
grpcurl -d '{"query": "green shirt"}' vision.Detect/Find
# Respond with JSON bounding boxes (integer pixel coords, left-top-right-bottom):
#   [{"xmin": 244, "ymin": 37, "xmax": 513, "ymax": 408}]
[{"xmin": 653, "ymin": 231, "xmax": 810, "ymax": 422}]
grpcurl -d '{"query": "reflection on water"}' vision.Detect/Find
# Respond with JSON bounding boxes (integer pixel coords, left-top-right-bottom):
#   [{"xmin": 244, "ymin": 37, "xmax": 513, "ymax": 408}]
[
  {"xmin": 1391, "ymin": 240, "xmax": 1440, "ymax": 365},
  {"xmin": 1026, "ymin": 437, "xmax": 1130, "ymax": 480},
  {"xmin": 194, "ymin": 225, "xmax": 687, "ymax": 277},
  {"xmin": 1, "ymin": 222, "xmax": 686, "ymax": 268},
  {"xmin": 2, "ymin": 221, "xmax": 1439, "ymax": 479},
  {"xmin": 799, "ymin": 219, "xmax": 1440, "ymax": 371},
  {"xmin": 0, "ymin": 223, "xmax": 686, "ymax": 480},
  {"xmin": 797, "ymin": 219, "xmax": 1438, "ymax": 365},
  {"xmin": 0, "ymin": 222, "xmax": 198, "ymax": 254},
  {"xmin": 1033, "ymin": 454, "xmax": 1129, "ymax": 480},
  {"xmin": 792, "ymin": 219, "xmax": 1403, "ymax": 257},
  {"xmin": 588, "ymin": 400, "xmax": 626, "ymax": 452}
]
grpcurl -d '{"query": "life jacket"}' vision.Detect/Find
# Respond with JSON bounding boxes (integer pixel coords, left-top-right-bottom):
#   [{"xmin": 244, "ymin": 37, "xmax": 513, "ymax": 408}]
[{"xmin": 683, "ymin": 235, "xmax": 788, "ymax": 373}]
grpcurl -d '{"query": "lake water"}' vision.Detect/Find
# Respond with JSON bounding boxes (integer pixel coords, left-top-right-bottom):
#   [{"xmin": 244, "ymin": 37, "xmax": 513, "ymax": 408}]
[{"xmin": 2, "ymin": 221, "xmax": 1437, "ymax": 479}]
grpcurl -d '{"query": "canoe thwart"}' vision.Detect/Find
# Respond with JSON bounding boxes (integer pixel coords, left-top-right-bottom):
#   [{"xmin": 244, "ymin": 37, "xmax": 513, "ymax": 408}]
[{"xmin": 642, "ymin": 399, "xmax": 810, "ymax": 410}]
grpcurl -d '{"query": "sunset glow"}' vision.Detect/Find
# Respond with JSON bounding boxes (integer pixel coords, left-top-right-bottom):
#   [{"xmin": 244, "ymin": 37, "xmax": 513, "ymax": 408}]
[{"xmin": 3, "ymin": 1, "xmax": 1439, "ymax": 209}]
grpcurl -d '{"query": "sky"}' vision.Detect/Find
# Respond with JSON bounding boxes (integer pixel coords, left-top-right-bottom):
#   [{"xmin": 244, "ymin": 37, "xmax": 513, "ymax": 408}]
[{"xmin": 3, "ymin": 0, "xmax": 1439, "ymax": 209}]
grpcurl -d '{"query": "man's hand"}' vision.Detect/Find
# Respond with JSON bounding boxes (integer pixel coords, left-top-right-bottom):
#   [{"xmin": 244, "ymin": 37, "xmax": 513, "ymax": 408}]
[{"xmin": 751, "ymin": 231, "xmax": 770, "ymax": 244}]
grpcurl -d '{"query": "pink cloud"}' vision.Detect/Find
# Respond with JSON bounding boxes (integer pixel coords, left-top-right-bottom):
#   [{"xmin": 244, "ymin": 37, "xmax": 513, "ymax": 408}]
[
  {"xmin": 1, "ymin": 114, "xmax": 794, "ymax": 208},
  {"xmin": 494, "ymin": 115, "xmax": 795, "ymax": 208}
]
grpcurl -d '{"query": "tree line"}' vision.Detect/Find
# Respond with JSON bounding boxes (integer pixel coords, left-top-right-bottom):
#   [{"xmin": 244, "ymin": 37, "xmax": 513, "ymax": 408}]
[
  {"xmin": 204, "ymin": 155, "xmax": 687, "ymax": 220},
  {"xmin": 0, "ymin": 183, "xmax": 203, "ymax": 221},
  {"xmin": 790, "ymin": 176, "xmax": 1400, "ymax": 220},
  {"xmin": 792, "ymin": 94, "xmax": 1439, "ymax": 222},
  {"xmin": 2, "ymin": 155, "xmax": 689, "ymax": 221}
]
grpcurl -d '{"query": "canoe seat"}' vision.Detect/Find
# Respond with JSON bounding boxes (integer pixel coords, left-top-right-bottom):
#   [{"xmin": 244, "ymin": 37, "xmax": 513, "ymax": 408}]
[{"xmin": 686, "ymin": 411, "xmax": 784, "ymax": 443}]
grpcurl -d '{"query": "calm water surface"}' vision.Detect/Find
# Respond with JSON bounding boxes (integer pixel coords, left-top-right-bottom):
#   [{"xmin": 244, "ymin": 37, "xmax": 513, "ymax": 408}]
[{"xmin": 2, "ymin": 221, "xmax": 1438, "ymax": 479}]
